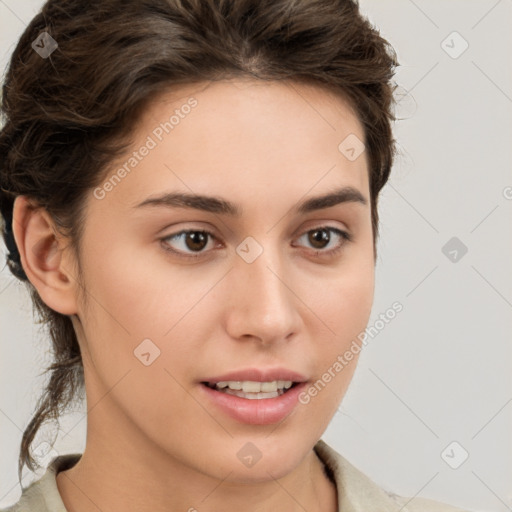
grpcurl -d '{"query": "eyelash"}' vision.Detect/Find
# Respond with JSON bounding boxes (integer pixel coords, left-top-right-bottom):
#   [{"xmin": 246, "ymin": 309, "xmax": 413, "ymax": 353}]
[{"xmin": 160, "ymin": 226, "xmax": 353, "ymax": 261}]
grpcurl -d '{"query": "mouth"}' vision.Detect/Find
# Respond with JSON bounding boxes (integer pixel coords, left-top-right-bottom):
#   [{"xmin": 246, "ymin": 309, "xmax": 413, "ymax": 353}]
[
  {"xmin": 199, "ymin": 379, "xmax": 308, "ymax": 425},
  {"xmin": 201, "ymin": 380, "xmax": 301, "ymax": 400},
  {"xmin": 198, "ymin": 368, "xmax": 309, "ymax": 424}
]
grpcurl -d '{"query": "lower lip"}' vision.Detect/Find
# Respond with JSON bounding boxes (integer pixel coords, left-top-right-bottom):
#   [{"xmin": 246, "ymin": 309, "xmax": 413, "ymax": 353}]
[{"xmin": 199, "ymin": 382, "xmax": 307, "ymax": 425}]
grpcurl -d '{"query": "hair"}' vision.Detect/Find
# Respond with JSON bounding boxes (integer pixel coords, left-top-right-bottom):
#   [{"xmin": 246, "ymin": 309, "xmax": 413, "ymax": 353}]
[{"xmin": 0, "ymin": 0, "xmax": 398, "ymax": 486}]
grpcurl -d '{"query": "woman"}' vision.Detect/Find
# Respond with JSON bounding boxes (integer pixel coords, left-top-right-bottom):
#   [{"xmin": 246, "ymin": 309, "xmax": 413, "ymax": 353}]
[{"xmin": 0, "ymin": 1, "xmax": 469, "ymax": 511}]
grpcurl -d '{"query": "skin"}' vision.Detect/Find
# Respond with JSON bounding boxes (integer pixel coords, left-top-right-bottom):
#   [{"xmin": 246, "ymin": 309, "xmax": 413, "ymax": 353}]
[{"xmin": 13, "ymin": 78, "xmax": 375, "ymax": 512}]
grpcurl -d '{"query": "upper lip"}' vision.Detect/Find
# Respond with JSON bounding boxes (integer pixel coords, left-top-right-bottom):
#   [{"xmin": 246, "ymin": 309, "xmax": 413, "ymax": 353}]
[{"xmin": 201, "ymin": 367, "xmax": 308, "ymax": 384}]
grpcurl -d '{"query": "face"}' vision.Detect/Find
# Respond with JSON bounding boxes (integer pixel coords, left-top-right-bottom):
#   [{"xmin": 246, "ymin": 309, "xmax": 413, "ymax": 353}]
[{"xmin": 68, "ymin": 78, "xmax": 375, "ymax": 482}]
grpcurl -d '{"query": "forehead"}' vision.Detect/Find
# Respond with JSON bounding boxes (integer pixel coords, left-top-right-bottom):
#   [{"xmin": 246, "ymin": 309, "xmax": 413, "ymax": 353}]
[
  {"xmin": 144, "ymin": 77, "xmax": 364, "ymax": 139},
  {"xmin": 93, "ymin": 77, "xmax": 369, "ymax": 214}
]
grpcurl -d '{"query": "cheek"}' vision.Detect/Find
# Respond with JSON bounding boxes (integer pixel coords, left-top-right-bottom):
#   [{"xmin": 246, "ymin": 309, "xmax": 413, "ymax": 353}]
[
  {"xmin": 331, "ymin": 272, "xmax": 374, "ymax": 377},
  {"xmin": 80, "ymin": 231, "xmax": 213, "ymax": 339},
  {"xmin": 76, "ymin": 236, "xmax": 217, "ymax": 400},
  {"xmin": 308, "ymin": 255, "xmax": 375, "ymax": 343},
  {"xmin": 75, "ymin": 249, "xmax": 209, "ymax": 442},
  {"xmin": 300, "ymin": 254, "xmax": 374, "ymax": 409},
  {"xmin": 336, "ymin": 270, "xmax": 374, "ymax": 334}
]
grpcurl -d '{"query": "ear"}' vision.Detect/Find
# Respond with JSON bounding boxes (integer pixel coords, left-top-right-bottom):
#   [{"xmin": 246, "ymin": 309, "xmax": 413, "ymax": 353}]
[{"xmin": 12, "ymin": 195, "xmax": 80, "ymax": 315}]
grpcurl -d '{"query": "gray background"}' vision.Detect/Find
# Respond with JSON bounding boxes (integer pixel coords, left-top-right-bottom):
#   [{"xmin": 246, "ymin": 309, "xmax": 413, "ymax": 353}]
[{"xmin": 1, "ymin": 1, "xmax": 511, "ymax": 510}]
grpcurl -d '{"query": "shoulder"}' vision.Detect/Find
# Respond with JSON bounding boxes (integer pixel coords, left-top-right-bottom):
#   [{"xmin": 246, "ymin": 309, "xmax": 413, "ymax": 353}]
[
  {"xmin": 313, "ymin": 439, "xmax": 470, "ymax": 512},
  {"xmin": 0, "ymin": 480, "xmax": 48, "ymax": 512},
  {"xmin": 0, "ymin": 453, "xmax": 82, "ymax": 512}
]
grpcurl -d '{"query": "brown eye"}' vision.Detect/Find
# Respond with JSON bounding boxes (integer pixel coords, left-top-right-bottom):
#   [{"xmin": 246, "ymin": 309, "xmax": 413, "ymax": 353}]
[
  {"xmin": 296, "ymin": 226, "xmax": 352, "ymax": 256},
  {"xmin": 183, "ymin": 231, "xmax": 209, "ymax": 251},
  {"xmin": 308, "ymin": 228, "xmax": 331, "ymax": 249},
  {"xmin": 162, "ymin": 229, "xmax": 217, "ymax": 259},
  {"xmin": 161, "ymin": 225, "xmax": 352, "ymax": 261}
]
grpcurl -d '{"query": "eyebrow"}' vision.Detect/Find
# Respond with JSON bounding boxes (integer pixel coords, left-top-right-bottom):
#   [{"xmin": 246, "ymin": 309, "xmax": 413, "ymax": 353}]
[{"xmin": 133, "ymin": 186, "xmax": 367, "ymax": 216}]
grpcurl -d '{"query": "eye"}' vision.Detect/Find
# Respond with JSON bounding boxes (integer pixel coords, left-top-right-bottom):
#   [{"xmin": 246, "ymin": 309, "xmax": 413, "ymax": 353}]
[
  {"xmin": 161, "ymin": 229, "xmax": 218, "ymax": 259},
  {"xmin": 160, "ymin": 225, "xmax": 352, "ymax": 260},
  {"xmin": 294, "ymin": 226, "xmax": 352, "ymax": 257}
]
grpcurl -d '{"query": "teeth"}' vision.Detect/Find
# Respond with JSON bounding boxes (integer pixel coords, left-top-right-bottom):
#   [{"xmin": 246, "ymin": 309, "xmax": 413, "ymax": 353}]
[
  {"xmin": 260, "ymin": 381, "xmax": 277, "ymax": 392},
  {"xmin": 243, "ymin": 381, "xmax": 263, "ymax": 393},
  {"xmin": 222, "ymin": 388, "xmax": 281, "ymax": 399},
  {"xmin": 213, "ymin": 380, "xmax": 293, "ymax": 392}
]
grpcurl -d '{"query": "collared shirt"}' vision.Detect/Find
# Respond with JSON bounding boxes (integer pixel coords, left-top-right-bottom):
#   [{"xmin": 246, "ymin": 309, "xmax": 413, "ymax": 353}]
[{"xmin": 1, "ymin": 439, "xmax": 468, "ymax": 512}]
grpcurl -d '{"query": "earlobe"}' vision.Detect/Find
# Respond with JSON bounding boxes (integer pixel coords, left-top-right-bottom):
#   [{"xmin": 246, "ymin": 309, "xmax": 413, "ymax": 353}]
[{"xmin": 12, "ymin": 195, "xmax": 79, "ymax": 316}]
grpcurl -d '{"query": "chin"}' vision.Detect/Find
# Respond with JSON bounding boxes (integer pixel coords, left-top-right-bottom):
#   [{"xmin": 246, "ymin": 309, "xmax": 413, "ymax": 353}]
[
  {"xmin": 208, "ymin": 436, "xmax": 310, "ymax": 483},
  {"xmin": 224, "ymin": 459, "xmax": 304, "ymax": 484}
]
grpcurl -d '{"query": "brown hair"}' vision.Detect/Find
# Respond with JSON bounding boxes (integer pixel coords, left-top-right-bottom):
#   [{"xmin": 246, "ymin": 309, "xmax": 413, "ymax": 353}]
[{"xmin": 0, "ymin": 0, "xmax": 398, "ymax": 486}]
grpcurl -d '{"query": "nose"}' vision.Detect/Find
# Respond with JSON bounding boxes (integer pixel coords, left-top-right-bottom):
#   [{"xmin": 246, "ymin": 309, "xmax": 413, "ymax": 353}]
[{"xmin": 224, "ymin": 241, "xmax": 301, "ymax": 346}]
